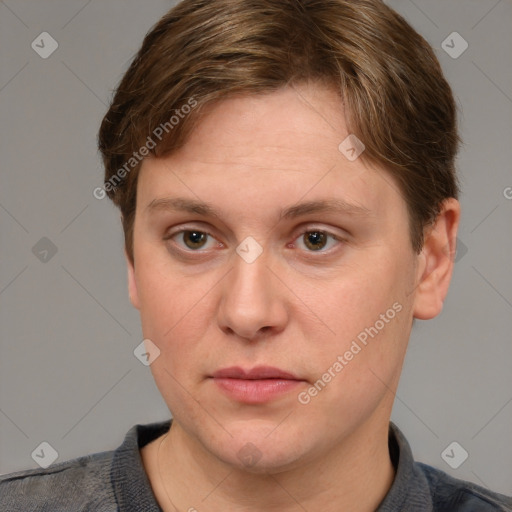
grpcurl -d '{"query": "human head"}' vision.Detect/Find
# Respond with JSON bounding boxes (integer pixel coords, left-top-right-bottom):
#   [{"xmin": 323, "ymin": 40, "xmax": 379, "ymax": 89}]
[
  {"xmin": 96, "ymin": 0, "xmax": 460, "ymax": 477},
  {"xmin": 98, "ymin": 0, "xmax": 459, "ymax": 265}
]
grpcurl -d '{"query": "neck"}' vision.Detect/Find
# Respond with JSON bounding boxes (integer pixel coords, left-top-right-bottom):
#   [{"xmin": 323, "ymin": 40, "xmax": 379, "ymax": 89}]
[{"xmin": 149, "ymin": 414, "xmax": 396, "ymax": 512}]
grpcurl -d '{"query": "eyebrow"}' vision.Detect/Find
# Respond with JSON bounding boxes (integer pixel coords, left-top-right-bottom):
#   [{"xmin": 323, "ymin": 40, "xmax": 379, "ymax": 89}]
[{"xmin": 145, "ymin": 197, "xmax": 371, "ymax": 219}]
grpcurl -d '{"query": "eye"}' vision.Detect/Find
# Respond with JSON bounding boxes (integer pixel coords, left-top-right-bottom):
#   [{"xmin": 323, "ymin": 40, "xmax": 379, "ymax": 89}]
[
  {"xmin": 165, "ymin": 229, "xmax": 220, "ymax": 251},
  {"xmin": 294, "ymin": 229, "xmax": 342, "ymax": 252},
  {"xmin": 164, "ymin": 227, "xmax": 344, "ymax": 255}
]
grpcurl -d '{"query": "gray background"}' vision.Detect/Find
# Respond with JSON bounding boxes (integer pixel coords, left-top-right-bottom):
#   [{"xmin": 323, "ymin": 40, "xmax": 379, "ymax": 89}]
[{"xmin": 1, "ymin": 0, "xmax": 511, "ymax": 496}]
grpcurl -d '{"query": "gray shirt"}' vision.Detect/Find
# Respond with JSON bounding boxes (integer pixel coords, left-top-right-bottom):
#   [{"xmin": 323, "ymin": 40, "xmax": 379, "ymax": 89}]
[{"xmin": 1, "ymin": 420, "xmax": 511, "ymax": 511}]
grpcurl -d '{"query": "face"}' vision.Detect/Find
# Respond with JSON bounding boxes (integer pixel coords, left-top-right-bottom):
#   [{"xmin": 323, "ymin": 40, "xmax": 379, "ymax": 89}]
[{"xmin": 128, "ymin": 82, "xmax": 423, "ymax": 473}]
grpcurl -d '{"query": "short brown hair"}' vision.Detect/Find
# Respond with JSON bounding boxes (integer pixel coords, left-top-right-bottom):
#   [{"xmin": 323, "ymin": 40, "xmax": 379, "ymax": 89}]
[{"xmin": 98, "ymin": 0, "xmax": 460, "ymax": 264}]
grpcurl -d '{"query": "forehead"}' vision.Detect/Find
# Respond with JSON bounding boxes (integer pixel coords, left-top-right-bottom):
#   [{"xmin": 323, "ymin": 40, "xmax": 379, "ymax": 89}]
[
  {"xmin": 137, "ymin": 83, "xmax": 405, "ymax": 223},
  {"xmin": 172, "ymin": 83, "xmax": 349, "ymax": 169}
]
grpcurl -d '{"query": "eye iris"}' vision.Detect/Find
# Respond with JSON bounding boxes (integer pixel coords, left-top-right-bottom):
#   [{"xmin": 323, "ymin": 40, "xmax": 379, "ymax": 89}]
[
  {"xmin": 184, "ymin": 231, "xmax": 207, "ymax": 249},
  {"xmin": 304, "ymin": 231, "xmax": 327, "ymax": 251}
]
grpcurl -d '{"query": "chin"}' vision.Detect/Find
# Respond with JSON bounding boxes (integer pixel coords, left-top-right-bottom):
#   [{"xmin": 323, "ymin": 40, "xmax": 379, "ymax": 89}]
[
  {"xmin": 209, "ymin": 426, "xmax": 309, "ymax": 475},
  {"xmin": 226, "ymin": 446, "xmax": 305, "ymax": 475}
]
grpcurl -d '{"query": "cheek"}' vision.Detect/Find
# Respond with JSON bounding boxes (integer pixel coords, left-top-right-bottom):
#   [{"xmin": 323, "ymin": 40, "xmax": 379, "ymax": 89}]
[
  {"xmin": 134, "ymin": 242, "xmax": 186, "ymax": 333},
  {"xmin": 134, "ymin": 260, "xmax": 218, "ymax": 368},
  {"xmin": 298, "ymin": 251, "xmax": 413, "ymax": 387},
  {"xmin": 137, "ymin": 270, "xmax": 210, "ymax": 418},
  {"xmin": 308, "ymin": 258, "xmax": 407, "ymax": 336},
  {"xmin": 136, "ymin": 274, "xmax": 173, "ymax": 340},
  {"xmin": 296, "ymin": 291, "xmax": 410, "ymax": 434}
]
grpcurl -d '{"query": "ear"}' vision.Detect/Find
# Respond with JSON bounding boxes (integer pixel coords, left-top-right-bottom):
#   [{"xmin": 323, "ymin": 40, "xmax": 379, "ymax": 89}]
[
  {"xmin": 125, "ymin": 246, "xmax": 140, "ymax": 310},
  {"xmin": 412, "ymin": 198, "xmax": 461, "ymax": 320}
]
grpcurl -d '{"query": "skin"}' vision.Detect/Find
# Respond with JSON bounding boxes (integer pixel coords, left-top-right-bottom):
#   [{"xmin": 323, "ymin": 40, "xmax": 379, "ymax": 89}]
[{"xmin": 127, "ymin": 82, "xmax": 460, "ymax": 511}]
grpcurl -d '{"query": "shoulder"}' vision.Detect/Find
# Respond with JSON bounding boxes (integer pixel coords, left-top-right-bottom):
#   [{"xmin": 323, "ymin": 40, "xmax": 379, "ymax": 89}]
[
  {"xmin": 417, "ymin": 462, "xmax": 512, "ymax": 512},
  {"xmin": 384, "ymin": 423, "xmax": 512, "ymax": 512},
  {"xmin": 0, "ymin": 450, "xmax": 118, "ymax": 512}
]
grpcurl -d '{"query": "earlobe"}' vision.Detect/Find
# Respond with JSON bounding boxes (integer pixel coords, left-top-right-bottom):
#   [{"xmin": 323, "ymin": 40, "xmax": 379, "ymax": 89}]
[
  {"xmin": 125, "ymin": 248, "xmax": 140, "ymax": 310},
  {"xmin": 412, "ymin": 198, "xmax": 461, "ymax": 320}
]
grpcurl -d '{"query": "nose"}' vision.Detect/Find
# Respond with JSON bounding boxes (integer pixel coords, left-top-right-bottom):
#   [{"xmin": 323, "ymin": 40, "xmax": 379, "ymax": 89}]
[{"xmin": 217, "ymin": 249, "xmax": 288, "ymax": 341}]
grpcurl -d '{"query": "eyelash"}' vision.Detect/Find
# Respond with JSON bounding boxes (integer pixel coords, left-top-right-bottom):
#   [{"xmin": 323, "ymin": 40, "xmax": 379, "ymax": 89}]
[{"xmin": 163, "ymin": 226, "xmax": 345, "ymax": 256}]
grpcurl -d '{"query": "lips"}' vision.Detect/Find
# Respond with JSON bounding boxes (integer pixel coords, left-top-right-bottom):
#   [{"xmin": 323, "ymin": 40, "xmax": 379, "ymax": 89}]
[
  {"xmin": 210, "ymin": 366, "xmax": 304, "ymax": 404},
  {"xmin": 211, "ymin": 366, "xmax": 300, "ymax": 380}
]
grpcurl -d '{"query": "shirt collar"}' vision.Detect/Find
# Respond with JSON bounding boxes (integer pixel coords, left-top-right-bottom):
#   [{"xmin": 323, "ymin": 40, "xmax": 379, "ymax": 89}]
[
  {"xmin": 377, "ymin": 422, "xmax": 433, "ymax": 511},
  {"xmin": 111, "ymin": 420, "xmax": 171, "ymax": 512}
]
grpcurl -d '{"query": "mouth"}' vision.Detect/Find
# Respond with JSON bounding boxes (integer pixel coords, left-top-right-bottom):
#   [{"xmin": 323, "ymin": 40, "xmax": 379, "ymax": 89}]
[
  {"xmin": 212, "ymin": 365, "xmax": 300, "ymax": 380},
  {"xmin": 210, "ymin": 366, "xmax": 305, "ymax": 404}
]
